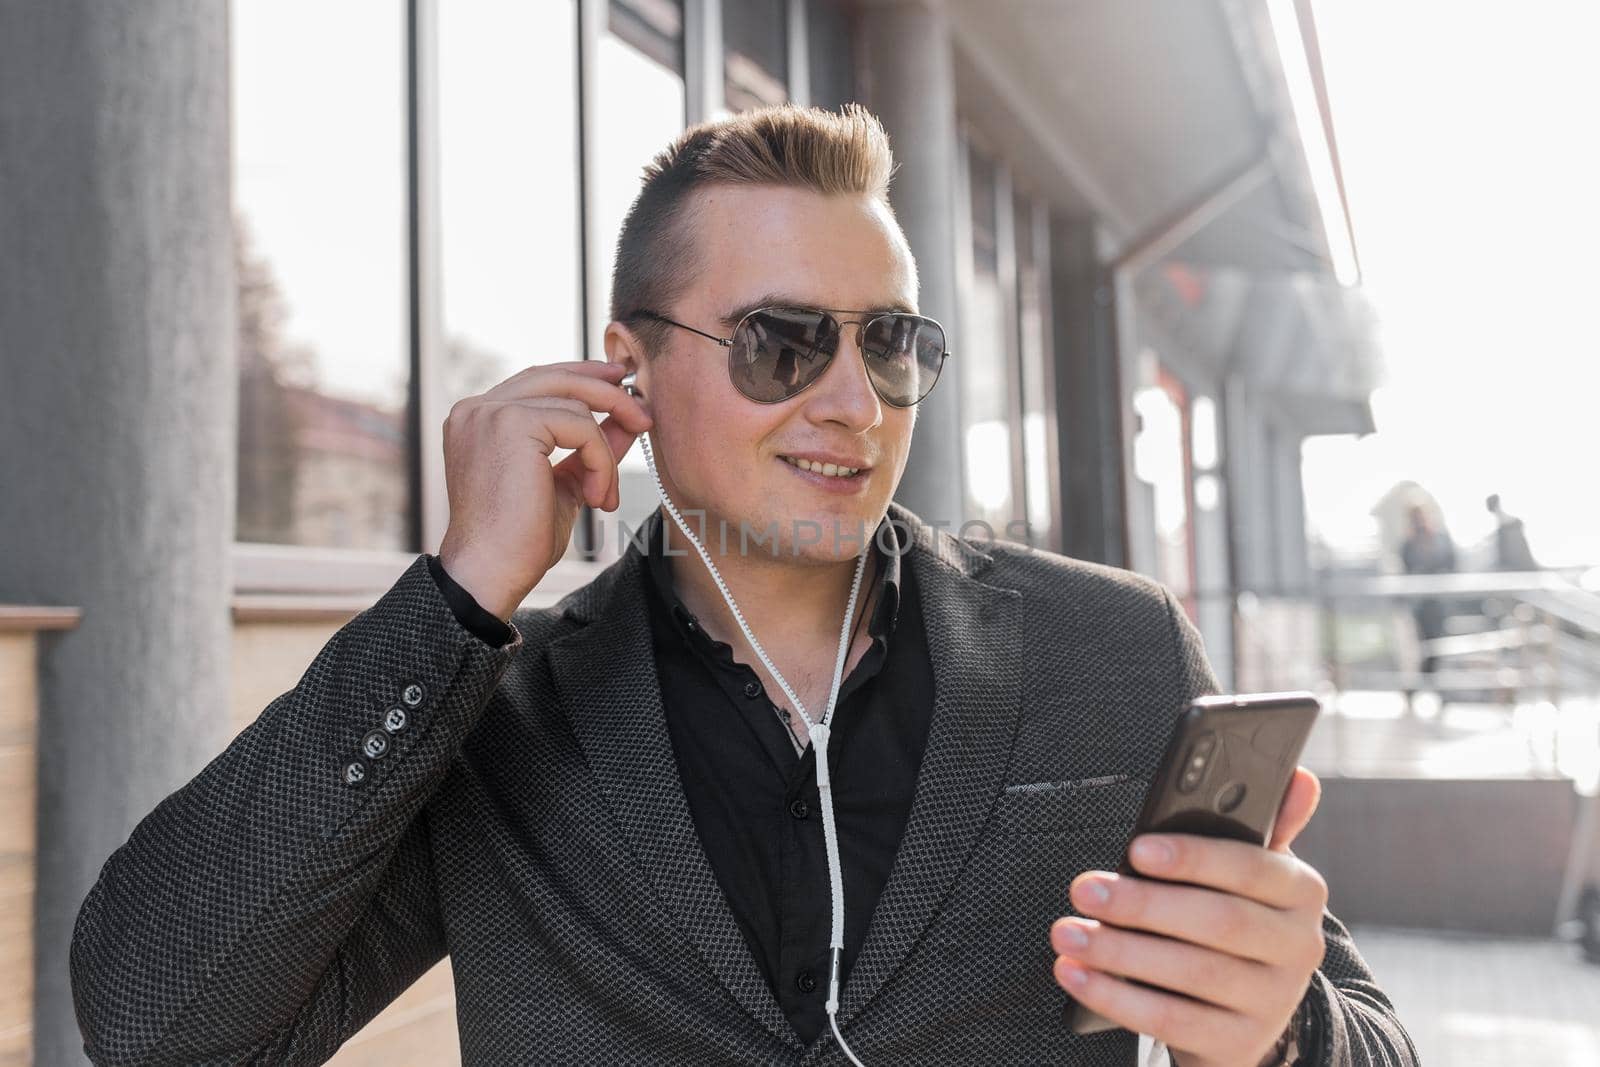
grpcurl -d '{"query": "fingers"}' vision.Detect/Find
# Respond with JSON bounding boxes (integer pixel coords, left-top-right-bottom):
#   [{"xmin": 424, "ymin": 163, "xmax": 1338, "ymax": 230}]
[
  {"xmin": 1067, "ymin": 872, "xmax": 1311, "ymax": 966},
  {"xmin": 1123, "ymin": 832, "xmax": 1328, "ymax": 912},
  {"xmin": 509, "ymin": 404, "xmax": 617, "ymax": 509},
  {"xmin": 552, "ymin": 414, "xmax": 645, "ymax": 513},
  {"xmin": 482, "ymin": 358, "xmax": 625, "ymax": 400},
  {"xmin": 1050, "ymin": 917, "xmax": 1273, "ymax": 1012},
  {"xmin": 517, "ymin": 395, "xmax": 594, "ymax": 419},
  {"xmin": 1268, "ymin": 767, "xmax": 1322, "ymax": 852},
  {"xmin": 1053, "ymin": 956, "xmax": 1245, "ymax": 1058},
  {"xmin": 481, "ymin": 362, "xmax": 650, "ymax": 432},
  {"xmin": 466, "ymin": 362, "xmax": 654, "ymax": 515}
]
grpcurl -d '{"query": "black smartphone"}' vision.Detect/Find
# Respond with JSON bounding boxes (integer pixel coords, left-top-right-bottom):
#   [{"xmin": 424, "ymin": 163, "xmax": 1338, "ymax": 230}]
[{"xmin": 1067, "ymin": 690, "xmax": 1321, "ymax": 1035}]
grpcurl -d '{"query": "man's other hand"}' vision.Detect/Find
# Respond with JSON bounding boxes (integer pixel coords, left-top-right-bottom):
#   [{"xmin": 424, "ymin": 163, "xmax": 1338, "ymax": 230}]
[{"xmin": 1049, "ymin": 767, "xmax": 1327, "ymax": 1067}]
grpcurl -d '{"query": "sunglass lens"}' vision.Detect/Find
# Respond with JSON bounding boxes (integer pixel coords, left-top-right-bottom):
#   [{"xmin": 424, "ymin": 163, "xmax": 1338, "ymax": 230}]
[
  {"xmin": 861, "ymin": 314, "xmax": 945, "ymax": 405},
  {"xmin": 730, "ymin": 308, "xmax": 836, "ymax": 402}
]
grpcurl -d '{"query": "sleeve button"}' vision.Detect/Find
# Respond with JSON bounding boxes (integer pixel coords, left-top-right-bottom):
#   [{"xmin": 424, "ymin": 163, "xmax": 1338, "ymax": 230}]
[
  {"xmin": 342, "ymin": 759, "xmax": 368, "ymax": 786},
  {"xmin": 362, "ymin": 730, "xmax": 391, "ymax": 759},
  {"xmin": 401, "ymin": 683, "xmax": 426, "ymax": 707},
  {"xmin": 383, "ymin": 706, "xmax": 408, "ymax": 733}
]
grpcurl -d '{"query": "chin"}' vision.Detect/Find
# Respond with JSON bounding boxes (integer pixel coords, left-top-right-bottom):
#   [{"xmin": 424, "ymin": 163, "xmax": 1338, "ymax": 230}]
[
  {"xmin": 707, "ymin": 498, "xmax": 872, "ymax": 564},
  {"xmin": 787, "ymin": 502, "xmax": 887, "ymax": 562}
]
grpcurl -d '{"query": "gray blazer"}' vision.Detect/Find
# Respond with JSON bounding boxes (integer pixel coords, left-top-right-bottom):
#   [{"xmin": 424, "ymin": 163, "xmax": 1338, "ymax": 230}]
[{"xmin": 70, "ymin": 503, "xmax": 1416, "ymax": 1065}]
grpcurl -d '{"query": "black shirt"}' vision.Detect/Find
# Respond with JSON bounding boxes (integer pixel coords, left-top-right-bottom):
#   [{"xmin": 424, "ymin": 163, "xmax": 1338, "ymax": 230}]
[{"xmin": 427, "ymin": 512, "xmax": 935, "ymax": 1046}]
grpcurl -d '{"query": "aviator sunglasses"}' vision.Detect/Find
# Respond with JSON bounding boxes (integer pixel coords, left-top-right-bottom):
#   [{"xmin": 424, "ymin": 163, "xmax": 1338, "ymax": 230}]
[{"xmin": 627, "ymin": 304, "xmax": 951, "ymax": 407}]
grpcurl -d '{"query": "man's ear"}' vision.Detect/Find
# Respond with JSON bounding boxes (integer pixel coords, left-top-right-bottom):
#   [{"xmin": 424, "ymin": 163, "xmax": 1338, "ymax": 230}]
[
  {"xmin": 602, "ymin": 320, "xmax": 646, "ymax": 377},
  {"xmin": 604, "ymin": 321, "xmax": 653, "ymax": 411}
]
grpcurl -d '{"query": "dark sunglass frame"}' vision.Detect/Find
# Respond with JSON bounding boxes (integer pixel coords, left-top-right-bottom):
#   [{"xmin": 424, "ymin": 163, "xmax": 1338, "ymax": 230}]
[{"xmin": 628, "ymin": 305, "xmax": 951, "ymax": 407}]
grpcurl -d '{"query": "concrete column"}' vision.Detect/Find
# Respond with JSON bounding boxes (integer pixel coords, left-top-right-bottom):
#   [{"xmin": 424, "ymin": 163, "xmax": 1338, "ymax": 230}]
[
  {"xmin": 1271, "ymin": 427, "xmax": 1312, "ymax": 595},
  {"xmin": 0, "ymin": 5, "xmax": 235, "ymax": 1063},
  {"xmin": 1049, "ymin": 218, "xmax": 1129, "ymax": 566},
  {"xmin": 1224, "ymin": 378, "xmax": 1275, "ymax": 593},
  {"xmin": 860, "ymin": 0, "xmax": 965, "ymax": 524}
]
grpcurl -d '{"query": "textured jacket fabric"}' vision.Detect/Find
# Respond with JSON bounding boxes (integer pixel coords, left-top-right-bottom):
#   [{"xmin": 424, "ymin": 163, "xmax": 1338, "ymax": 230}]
[{"xmin": 70, "ymin": 503, "xmax": 1418, "ymax": 1066}]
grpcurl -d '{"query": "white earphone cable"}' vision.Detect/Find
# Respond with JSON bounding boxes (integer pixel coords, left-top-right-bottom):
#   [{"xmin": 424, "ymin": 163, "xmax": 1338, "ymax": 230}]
[{"xmin": 632, "ymin": 415, "xmax": 871, "ymax": 1067}]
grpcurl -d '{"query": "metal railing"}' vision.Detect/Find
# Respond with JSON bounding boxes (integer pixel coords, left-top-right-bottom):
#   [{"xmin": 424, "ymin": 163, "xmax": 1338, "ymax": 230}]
[
  {"xmin": 1318, "ymin": 569, "xmax": 1600, "ymax": 703},
  {"xmin": 1315, "ymin": 568, "xmax": 1600, "ymax": 935}
]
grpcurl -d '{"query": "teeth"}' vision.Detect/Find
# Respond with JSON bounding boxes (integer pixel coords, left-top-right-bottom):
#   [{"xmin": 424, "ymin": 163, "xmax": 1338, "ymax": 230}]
[{"xmin": 783, "ymin": 456, "xmax": 860, "ymax": 478}]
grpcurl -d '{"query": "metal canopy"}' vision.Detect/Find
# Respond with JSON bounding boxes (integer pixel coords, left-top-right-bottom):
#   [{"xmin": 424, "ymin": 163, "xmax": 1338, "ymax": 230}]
[
  {"xmin": 945, "ymin": 0, "xmax": 1347, "ymax": 280},
  {"xmin": 936, "ymin": 0, "xmax": 1376, "ymax": 433}
]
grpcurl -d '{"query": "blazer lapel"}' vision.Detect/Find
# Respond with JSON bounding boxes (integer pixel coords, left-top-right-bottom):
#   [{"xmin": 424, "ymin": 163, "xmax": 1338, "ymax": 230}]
[
  {"xmin": 838, "ymin": 505, "xmax": 1024, "ymax": 1025},
  {"xmin": 547, "ymin": 525, "xmax": 801, "ymax": 1050}
]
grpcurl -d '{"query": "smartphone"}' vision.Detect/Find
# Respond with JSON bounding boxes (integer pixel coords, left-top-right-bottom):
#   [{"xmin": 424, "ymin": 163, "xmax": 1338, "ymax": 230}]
[{"xmin": 1067, "ymin": 690, "xmax": 1321, "ymax": 1035}]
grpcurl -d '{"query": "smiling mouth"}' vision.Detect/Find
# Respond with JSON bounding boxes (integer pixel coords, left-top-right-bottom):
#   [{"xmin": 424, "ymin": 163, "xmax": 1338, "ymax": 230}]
[{"xmin": 779, "ymin": 455, "xmax": 868, "ymax": 479}]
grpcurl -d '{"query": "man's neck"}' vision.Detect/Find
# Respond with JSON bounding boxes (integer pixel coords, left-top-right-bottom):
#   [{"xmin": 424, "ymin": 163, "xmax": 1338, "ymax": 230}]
[{"xmin": 659, "ymin": 509, "xmax": 875, "ymax": 667}]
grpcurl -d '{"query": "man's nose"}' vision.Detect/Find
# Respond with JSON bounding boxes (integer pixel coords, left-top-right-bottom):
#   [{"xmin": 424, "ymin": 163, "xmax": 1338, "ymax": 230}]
[{"xmin": 804, "ymin": 326, "xmax": 883, "ymax": 427}]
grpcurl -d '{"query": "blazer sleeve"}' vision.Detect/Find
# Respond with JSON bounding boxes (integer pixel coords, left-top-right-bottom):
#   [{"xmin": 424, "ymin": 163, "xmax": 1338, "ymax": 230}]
[
  {"xmin": 1160, "ymin": 589, "xmax": 1419, "ymax": 1067},
  {"xmin": 69, "ymin": 554, "xmax": 524, "ymax": 1066}
]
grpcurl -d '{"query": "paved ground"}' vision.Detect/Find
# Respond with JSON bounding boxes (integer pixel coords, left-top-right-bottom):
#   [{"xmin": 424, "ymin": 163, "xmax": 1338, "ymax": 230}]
[
  {"xmin": 1349, "ymin": 926, "xmax": 1600, "ymax": 1065},
  {"xmin": 1304, "ymin": 696, "xmax": 1600, "ymax": 1063}
]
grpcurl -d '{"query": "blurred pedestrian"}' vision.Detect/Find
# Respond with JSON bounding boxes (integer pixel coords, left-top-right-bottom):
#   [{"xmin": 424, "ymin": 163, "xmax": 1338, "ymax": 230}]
[
  {"xmin": 1486, "ymin": 493, "xmax": 1538, "ymax": 571},
  {"xmin": 1400, "ymin": 504, "xmax": 1456, "ymax": 705}
]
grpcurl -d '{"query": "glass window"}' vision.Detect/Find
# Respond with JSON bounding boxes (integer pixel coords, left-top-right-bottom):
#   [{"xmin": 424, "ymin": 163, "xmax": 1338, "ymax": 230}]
[
  {"xmin": 595, "ymin": 0, "xmax": 688, "ymax": 551},
  {"xmin": 438, "ymin": 0, "xmax": 583, "ymax": 402},
  {"xmin": 961, "ymin": 145, "xmax": 1017, "ymax": 534},
  {"xmin": 724, "ymin": 0, "xmax": 789, "ymax": 112},
  {"xmin": 806, "ymin": 0, "xmax": 857, "ymax": 109},
  {"xmin": 232, "ymin": 0, "xmax": 410, "ymax": 551},
  {"xmin": 1133, "ymin": 359, "xmax": 1196, "ymax": 608}
]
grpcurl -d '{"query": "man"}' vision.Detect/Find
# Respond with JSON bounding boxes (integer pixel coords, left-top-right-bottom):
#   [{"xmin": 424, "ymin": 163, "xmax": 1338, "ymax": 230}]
[
  {"xmin": 1485, "ymin": 493, "xmax": 1538, "ymax": 572},
  {"xmin": 70, "ymin": 105, "xmax": 1415, "ymax": 1066}
]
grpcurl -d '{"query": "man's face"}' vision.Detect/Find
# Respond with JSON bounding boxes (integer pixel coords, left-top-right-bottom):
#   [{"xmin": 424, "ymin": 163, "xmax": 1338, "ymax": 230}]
[{"xmin": 620, "ymin": 184, "xmax": 920, "ymax": 563}]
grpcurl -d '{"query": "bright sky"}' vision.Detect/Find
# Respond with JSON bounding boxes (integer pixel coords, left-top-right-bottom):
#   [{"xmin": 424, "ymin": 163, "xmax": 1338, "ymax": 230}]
[{"xmin": 1301, "ymin": 0, "xmax": 1600, "ymax": 566}]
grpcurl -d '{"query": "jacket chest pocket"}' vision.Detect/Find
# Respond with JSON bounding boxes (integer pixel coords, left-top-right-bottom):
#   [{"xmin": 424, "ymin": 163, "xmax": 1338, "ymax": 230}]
[
  {"xmin": 918, "ymin": 775, "xmax": 1151, "ymax": 1033},
  {"xmin": 941, "ymin": 774, "xmax": 1149, "ymax": 935},
  {"xmin": 987, "ymin": 774, "xmax": 1148, "ymax": 836}
]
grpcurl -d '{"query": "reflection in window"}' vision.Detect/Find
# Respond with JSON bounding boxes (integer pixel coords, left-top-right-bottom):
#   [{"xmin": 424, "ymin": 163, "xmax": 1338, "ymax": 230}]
[
  {"xmin": 961, "ymin": 146, "xmax": 1016, "ymax": 533},
  {"xmin": 232, "ymin": 0, "xmax": 410, "ymax": 551},
  {"xmin": 724, "ymin": 0, "xmax": 788, "ymax": 112},
  {"xmin": 597, "ymin": 0, "xmax": 687, "ymax": 549},
  {"xmin": 806, "ymin": 0, "xmax": 857, "ymax": 109},
  {"xmin": 439, "ymin": 0, "xmax": 582, "ymax": 403}
]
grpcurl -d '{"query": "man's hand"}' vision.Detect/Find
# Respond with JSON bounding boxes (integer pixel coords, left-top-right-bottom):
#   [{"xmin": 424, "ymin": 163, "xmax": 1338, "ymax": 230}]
[
  {"xmin": 436, "ymin": 360, "xmax": 652, "ymax": 620},
  {"xmin": 1049, "ymin": 767, "xmax": 1327, "ymax": 1067}
]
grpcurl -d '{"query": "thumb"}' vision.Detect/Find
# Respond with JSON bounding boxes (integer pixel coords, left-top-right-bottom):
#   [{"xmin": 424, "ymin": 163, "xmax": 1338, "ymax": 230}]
[{"xmin": 1267, "ymin": 766, "xmax": 1321, "ymax": 854}]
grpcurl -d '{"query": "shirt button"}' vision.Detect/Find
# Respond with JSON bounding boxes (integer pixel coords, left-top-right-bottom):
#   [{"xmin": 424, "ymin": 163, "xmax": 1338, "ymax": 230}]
[
  {"xmin": 743, "ymin": 680, "xmax": 762, "ymax": 699},
  {"xmin": 788, "ymin": 798, "xmax": 809, "ymax": 820},
  {"xmin": 795, "ymin": 970, "xmax": 818, "ymax": 994},
  {"xmin": 342, "ymin": 759, "xmax": 367, "ymax": 786},
  {"xmin": 383, "ymin": 706, "xmax": 408, "ymax": 733},
  {"xmin": 401, "ymin": 683, "xmax": 426, "ymax": 708},
  {"xmin": 361, "ymin": 729, "xmax": 390, "ymax": 759}
]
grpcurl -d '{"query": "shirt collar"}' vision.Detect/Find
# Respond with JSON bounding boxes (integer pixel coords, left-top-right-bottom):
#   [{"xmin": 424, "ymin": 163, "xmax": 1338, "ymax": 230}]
[{"xmin": 641, "ymin": 508, "xmax": 903, "ymax": 650}]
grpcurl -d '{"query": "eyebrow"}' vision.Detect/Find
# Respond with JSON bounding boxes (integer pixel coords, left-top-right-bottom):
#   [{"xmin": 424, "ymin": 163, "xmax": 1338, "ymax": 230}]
[{"xmin": 717, "ymin": 291, "xmax": 918, "ymax": 327}]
